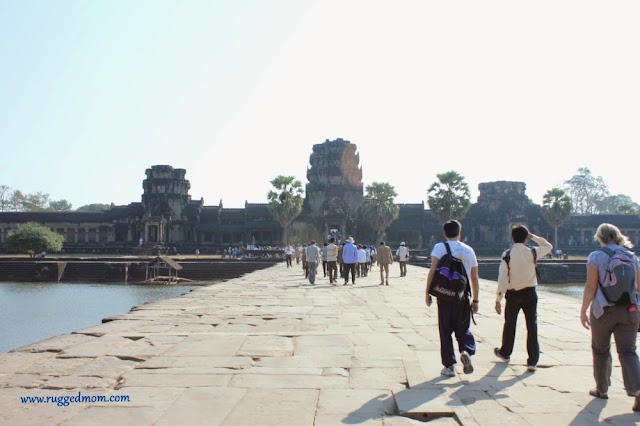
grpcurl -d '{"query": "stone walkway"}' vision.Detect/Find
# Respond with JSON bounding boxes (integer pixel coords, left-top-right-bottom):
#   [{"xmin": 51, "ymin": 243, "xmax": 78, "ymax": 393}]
[{"xmin": 1, "ymin": 263, "xmax": 639, "ymax": 425}]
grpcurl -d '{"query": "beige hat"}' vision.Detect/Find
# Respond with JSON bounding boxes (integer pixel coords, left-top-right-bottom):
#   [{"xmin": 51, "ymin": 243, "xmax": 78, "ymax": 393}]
[
  {"xmin": 400, "ymin": 242, "xmax": 405, "ymax": 246},
  {"xmin": 346, "ymin": 236, "xmax": 355, "ymax": 243}
]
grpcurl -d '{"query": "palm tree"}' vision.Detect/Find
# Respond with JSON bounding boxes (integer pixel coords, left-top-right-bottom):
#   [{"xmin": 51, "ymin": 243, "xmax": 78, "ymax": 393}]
[
  {"xmin": 427, "ymin": 171, "xmax": 471, "ymax": 223},
  {"xmin": 359, "ymin": 182, "xmax": 400, "ymax": 241},
  {"xmin": 541, "ymin": 188, "xmax": 573, "ymax": 250},
  {"xmin": 267, "ymin": 176, "xmax": 304, "ymax": 244}
]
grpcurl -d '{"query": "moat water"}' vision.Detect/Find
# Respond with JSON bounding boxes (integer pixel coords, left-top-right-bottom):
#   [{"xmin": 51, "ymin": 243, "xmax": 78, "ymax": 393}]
[{"xmin": 0, "ymin": 282, "xmax": 201, "ymax": 353}]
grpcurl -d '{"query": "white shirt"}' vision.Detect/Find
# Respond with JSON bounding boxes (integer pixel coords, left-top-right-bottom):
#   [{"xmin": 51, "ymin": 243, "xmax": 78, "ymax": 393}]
[
  {"xmin": 430, "ymin": 240, "xmax": 478, "ymax": 280},
  {"xmin": 396, "ymin": 246, "xmax": 410, "ymax": 261}
]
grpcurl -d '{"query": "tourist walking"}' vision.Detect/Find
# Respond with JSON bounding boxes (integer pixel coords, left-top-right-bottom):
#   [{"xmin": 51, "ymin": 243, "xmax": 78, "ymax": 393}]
[
  {"xmin": 369, "ymin": 245, "xmax": 377, "ymax": 271},
  {"xmin": 357, "ymin": 244, "xmax": 367, "ymax": 277},
  {"xmin": 494, "ymin": 225, "xmax": 553, "ymax": 372},
  {"xmin": 284, "ymin": 243, "xmax": 294, "ymax": 268},
  {"xmin": 337, "ymin": 243, "xmax": 344, "ymax": 278},
  {"xmin": 396, "ymin": 242, "xmax": 410, "ymax": 277},
  {"xmin": 377, "ymin": 241, "xmax": 393, "ymax": 285},
  {"xmin": 426, "ymin": 220, "xmax": 480, "ymax": 377},
  {"xmin": 321, "ymin": 242, "xmax": 329, "ymax": 277},
  {"xmin": 580, "ymin": 223, "xmax": 640, "ymax": 410},
  {"xmin": 294, "ymin": 245, "xmax": 301, "ymax": 265},
  {"xmin": 342, "ymin": 236, "xmax": 359, "ymax": 285},
  {"xmin": 305, "ymin": 240, "xmax": 321, "ymax": 285},
  {"xmin": 326, "ymin": 237, "xmax": 339, "ymax": 284},
  {"xmin": 301, "ymin": 244, "xmax": 308, "ymax": 278}
]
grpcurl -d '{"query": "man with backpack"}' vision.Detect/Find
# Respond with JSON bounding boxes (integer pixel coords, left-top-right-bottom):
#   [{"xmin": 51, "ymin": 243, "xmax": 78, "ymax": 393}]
[
  {"xmin": 426, "ymin": 220, "xmax": 480, "ymax": 377},
  {"xmin": 494, "ymin": 225, "xmax": 553, "ymax": 372}
]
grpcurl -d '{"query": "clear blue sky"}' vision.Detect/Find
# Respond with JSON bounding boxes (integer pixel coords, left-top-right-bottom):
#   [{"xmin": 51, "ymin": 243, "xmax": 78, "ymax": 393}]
[{"xmin": 2, "ymin": 1, "xmax": 639, "ymax": 209}]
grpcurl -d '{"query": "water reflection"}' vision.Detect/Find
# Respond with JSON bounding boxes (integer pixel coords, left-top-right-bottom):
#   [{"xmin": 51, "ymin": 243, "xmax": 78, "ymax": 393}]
[{"xmin": 0, "ymin": 282, "xmax": 202, "ymax": 353}]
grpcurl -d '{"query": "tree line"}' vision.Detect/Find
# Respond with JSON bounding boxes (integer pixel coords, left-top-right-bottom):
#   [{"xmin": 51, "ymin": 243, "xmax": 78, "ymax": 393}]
[
  {"xmin": 267, "ymin": 167, "xmax": 640, "ymax": 249},
  {"xmin": 0, "ymin": 185, "xmax": 109, "ymax": 212}
]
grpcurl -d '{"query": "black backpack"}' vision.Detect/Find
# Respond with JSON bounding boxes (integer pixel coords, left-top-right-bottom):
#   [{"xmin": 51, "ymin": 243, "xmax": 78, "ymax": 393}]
[
  {"xmin": 502, "ymin": 246, "xmax": 540, "ymax": 282},
  {"xmin": 428, "ymin": 242, "xmax": 470, "ymax": 303}
]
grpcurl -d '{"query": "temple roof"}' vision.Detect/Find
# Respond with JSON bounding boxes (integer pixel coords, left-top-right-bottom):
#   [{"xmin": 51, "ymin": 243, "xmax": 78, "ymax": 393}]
[{"xmin": 0, "ymin": 211, "xmax": 110, "ymax": 223}]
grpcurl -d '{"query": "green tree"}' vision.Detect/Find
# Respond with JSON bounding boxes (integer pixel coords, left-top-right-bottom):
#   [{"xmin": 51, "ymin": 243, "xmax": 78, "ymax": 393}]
[
  {"xmin": 267, "ymin": 176, "xmax": 304, "ymax": 244},
  {"xmin": 8, "ymin": 190, "xmax": 25, "ymax": 211},
  {"xmin": 22, "ymin": 191, "xmax": 50, "ymax": 211},
  {"xmin": 5, "ymin": 222, "xmax": 64, "ymax": 257},
  {"xmin": 0, "ymin": 185, "xmax": 11, "ymax": 211},
  {"xmin": 596, "ymin": 194, "xmax": 640, "ymax": 215},
  {"xmin": 541, "ymin": 188, "xmax": 573, "ymax": 250},
  {"xmin": 359, "ymin": 182, "xmax": 400, "ymax": 241},
  {"xmin": 48, "ymin": 199, "xmax": 73, "ymax": 211},
  {"xmin": 427, "ymin": 171, "xmax": 471, "ymax": 223},
  {"xmin": 564, "ymin": 167, "xmax": 609, "ymax": 214},
  {"xmin": 76, "ymin": 203, "xmax": 111, "ymax": 212}
]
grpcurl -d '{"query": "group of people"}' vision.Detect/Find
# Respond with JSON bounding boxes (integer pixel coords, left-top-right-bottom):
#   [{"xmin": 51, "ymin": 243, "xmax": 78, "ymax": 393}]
[
  {"xmin": 425, "ymin": 219, "xmax": 640, "ymax": 412},
  {"xmin": 284, "ymin": 238, "xmax": 412, "ymax": 286}
]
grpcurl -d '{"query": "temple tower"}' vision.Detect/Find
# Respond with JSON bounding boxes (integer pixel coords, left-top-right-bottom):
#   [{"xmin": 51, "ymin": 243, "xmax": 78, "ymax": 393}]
[{"xmin": 304, "ymin": 138, "xmax": 364, "ymax": 239}]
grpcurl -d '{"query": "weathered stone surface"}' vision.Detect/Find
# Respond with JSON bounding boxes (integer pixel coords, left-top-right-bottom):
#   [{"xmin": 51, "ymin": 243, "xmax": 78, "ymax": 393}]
[
  {"xmin": 155, "ymin": 387, "xmax": 246, "ymax": 426},
  {"xmin": 1, "ymin": 264, "xmax": 639, "ymax": 425},
  {"xmin": 58, "ymin": 335, "xmax": 134, "ymax": 359},
  {"xmin": 237, "ymin": 335, "xmax": 294, "ymax": 357},
  {"xmin": 222, "ymin": 388, "xmax": 318, "ymax": 426},
  {"xmin": 11, "ymin": 334, "xmax": 96, "ymax": 353}
]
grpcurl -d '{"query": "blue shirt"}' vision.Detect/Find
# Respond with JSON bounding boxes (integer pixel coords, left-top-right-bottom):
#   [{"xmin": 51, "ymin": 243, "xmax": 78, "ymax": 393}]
[{"xmin": 342, "ymin": 243, "xmax": 359, "ymax": 263}]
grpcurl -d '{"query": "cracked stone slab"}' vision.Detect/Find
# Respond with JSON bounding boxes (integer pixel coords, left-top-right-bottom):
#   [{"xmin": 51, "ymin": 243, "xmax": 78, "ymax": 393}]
[
  {"xmin": 119, "ymin": 372, "xmax": 233, "ymax": 388},
  {"xmin": 58, "ymin": 336, "xmax": 135, "ymax": 359},
  {"xmin": 229, "ymin": 374, "xmax": 348, "ymax": 389},
  {"xmin": 11, "ymin": 334, "xmax": 96, "ymax": 354},
  {"xmin": 155, "ymin": 387, "xmax": 246, "ymax": 426},
  {"xmin": 19, "ymin": 357, "xmax": 91, "ymax": 376},
  {"xmin": 236, "ymin": 335, "xmax": 294, "ymax": 358},
  {"xmin": 71, "ymin": 355, "xmax": 137, "ymax": 380},
  {"xmin": 222, "ymin": 388, "xmax": 318, "ymax": 426},
  {"xmin": 161, "ymin": 334, "xmax": 246, "ymax": 357},
  {"xmin": 317, "ymin": 388, "xmax": 395, "ymax": 424},
  {"xmin": 350, "ymin": 367, "xmax": 407, "ymax": 391},
  {"xmin": 0, "ymin": 352, "xmax": 57, "ymax": 374},
  {"xmin": 136, "ymin": 355, "xmax": 254, "ymax": 370}
]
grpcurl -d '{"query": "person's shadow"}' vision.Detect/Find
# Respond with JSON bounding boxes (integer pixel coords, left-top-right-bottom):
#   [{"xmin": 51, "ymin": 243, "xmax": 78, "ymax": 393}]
[
  {"xmin": 342, "ymin": 362, "xmax": 521, "ymax": 423},
  {"xmin": 568, "ymin": 398, "xmax": 640, "ymax": 425}
]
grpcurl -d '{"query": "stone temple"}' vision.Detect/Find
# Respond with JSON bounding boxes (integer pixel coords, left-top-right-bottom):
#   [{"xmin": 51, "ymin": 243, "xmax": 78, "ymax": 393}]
[{"xmin": 1, "ymin": 138, "xmax": 639, "ymax": 255}]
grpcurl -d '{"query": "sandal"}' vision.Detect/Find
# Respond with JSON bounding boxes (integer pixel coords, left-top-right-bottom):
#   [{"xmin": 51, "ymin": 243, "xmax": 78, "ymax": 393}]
[{"xmin": 589, "ymin": 389, "xmax": 608, "ymax": 399}]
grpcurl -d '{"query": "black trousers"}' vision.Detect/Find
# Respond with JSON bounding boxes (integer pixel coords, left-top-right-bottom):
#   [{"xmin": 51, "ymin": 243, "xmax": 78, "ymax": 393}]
[
  {"xmin": 343, "ymin": 263, "xmax": 357, "ymax": 283},
  {"xmin": 437, "ymin": 299, "xmax": 475, "ymax": 367},
  {"xmin": 500, "ymin": 286, "xmax": 539, "ymax": 366}
]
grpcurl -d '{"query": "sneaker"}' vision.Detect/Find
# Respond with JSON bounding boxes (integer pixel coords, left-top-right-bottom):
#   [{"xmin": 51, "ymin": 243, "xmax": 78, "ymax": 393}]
[
  {"xmin": 460, "ymin": 351, "xmax": 474, "ymax": 374},
  {"xmin": 494, "ymin": 347, "xmax": 510, "ymax": 362},
  {"xmin": 527, "ymin": 365, "xmax": 537, "ymax": 372},
  {"xmin": 441, "ymin": 366, "xmax": 455, "ymax": 377}
]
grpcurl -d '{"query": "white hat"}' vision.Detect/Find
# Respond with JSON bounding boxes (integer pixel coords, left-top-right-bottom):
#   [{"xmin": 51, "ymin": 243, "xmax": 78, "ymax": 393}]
[
  {"xmin": 346, "ymin": 236, "xmax": 355, "ymax": 243},
  {"xmin": 400, "ymin": 242, "xmax": 405, "ymax": 246}
]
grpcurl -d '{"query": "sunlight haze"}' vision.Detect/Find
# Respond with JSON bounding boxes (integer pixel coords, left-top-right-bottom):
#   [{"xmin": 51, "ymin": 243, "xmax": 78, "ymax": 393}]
[{"xmin": 1, "ymin": 1, "xmax": 638, "ymax": 209}]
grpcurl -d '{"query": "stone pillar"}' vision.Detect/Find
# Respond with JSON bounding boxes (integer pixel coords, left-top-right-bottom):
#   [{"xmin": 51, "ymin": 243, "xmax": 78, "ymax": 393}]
[
  {"xmin": 144, "ymin": 224, "xmax": 149, "ymax": 244},
  {"xmin": 74, "ymin": 227, "xmax": 79, "ymax": 243},
  {"xmin": 95, "ymin": 227, "xmax": 100, "ymax": 243},
  {"xmin": 85, "ymin": 228, "xmax": 90, "ymax": 243},
  {"xmin": 127, "ymin": 227, "xmax": 132, "ymax": 242}
]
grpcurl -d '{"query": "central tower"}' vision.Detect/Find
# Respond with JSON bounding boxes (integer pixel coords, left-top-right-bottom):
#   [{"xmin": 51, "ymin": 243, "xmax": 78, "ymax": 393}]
[{"xmin": 304, "ymin": 138, "xmax": 363, "ymax": 239}]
